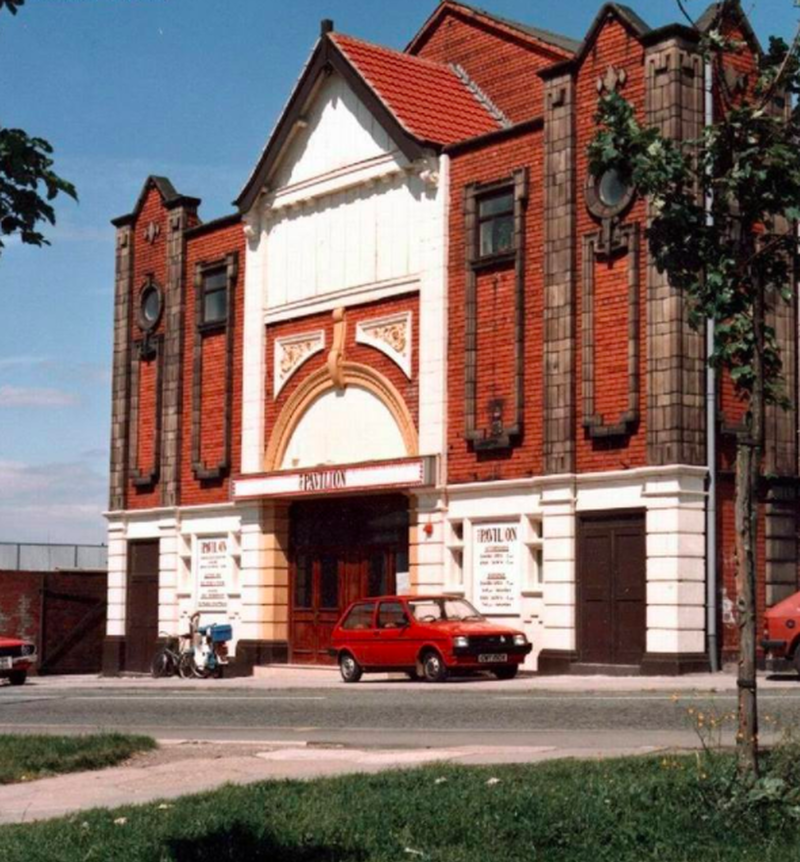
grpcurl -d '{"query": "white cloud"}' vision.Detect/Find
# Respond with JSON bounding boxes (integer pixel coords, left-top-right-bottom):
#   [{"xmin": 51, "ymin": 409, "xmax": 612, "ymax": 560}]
[
  {"xmin": 0, "ymin": 385, "xmax": 79, "ymax": 408},
  {"xmin": 0, "ymin": 460, "xmax": 107, "ymax": 544}
]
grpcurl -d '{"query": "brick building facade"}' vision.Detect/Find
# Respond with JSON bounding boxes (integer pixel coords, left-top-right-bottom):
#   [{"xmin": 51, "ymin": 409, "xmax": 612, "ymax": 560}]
[{"xmin": 104, "ymin": 1, "xmax": 798, "ymax": 675}]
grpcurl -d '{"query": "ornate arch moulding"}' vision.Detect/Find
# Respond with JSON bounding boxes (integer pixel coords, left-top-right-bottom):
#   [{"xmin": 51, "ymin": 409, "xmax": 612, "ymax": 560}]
[
  {"xmin": 355, "ymin": 311, "xmax": 412, "ymax": 379},
  {"xmin": 273, "ymin": 330, "xmax": 325, "ymax": 397},
  {"xmin": 264, "ymin": 361, "xmax": 418, "ymax": 471}
]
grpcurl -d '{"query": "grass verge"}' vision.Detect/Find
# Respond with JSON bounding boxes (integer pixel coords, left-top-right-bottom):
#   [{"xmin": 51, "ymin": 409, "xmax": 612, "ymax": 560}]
[
  {"xmin": 0, "ymin": 733, "xmax": 156, "ymax": 785},
  {"xmin": 1, "ymin": 754, "xmax": 800, "ymax": 861}
]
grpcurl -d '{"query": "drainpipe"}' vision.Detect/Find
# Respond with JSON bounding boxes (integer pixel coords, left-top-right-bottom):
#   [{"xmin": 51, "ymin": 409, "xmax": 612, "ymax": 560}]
[{"xmin": 704, "ymin": 58, "xmax": 720, "ymax": 672}]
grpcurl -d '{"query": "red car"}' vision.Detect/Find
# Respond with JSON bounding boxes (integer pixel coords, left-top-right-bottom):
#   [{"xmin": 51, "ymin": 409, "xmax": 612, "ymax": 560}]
[
  {"xmin": 0, "ymin": 636, "xmax": 36, "ymax": 685},
  {"xmin": 761, "ymin": 589, "xmax": 800, "ymax": 673},
  {"xmin": 329, "ymin": 595, "xmax": 532, "ymax": 683}
]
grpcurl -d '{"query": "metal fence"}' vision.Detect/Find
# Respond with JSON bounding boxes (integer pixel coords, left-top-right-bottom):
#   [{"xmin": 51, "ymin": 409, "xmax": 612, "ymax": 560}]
[{"xmin": 0, "ymin": 542, "xmax": 107, "ymax": 572}]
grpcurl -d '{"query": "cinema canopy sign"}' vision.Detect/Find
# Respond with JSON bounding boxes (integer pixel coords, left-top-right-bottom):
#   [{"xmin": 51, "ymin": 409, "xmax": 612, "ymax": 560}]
[{"xmin": 233, "ymin": 456, "xmax": 437, "ymax": 500}]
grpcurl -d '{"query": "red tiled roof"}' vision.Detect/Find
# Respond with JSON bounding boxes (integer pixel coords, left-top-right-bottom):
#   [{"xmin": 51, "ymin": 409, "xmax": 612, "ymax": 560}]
[{"xmin": 331, "ymin": 32, "xmax": 502, "ymax": 146}]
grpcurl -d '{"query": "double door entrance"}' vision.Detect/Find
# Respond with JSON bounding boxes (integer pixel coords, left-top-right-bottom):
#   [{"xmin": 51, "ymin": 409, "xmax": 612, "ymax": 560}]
[
  {"xmin": 577, "ymin": 512, "xmax": 646, "ymax": 667},
  {"xmin": 289, "ymin": 495, "xmax": 408, "ymax": 664}
]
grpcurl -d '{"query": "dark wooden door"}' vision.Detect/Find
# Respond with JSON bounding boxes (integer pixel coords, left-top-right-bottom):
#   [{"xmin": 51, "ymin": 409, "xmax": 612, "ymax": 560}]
[
  {"xmin": 290, "ymin": 549, "xmax": 398, "ymax": 664},
  {"xmin": 289, "ymin": 496, "xmax": 406, "ymax": 665},
  {"xmin": 39, "ymin": 572, "xmax": 107, "ymax": 675},
  {"xmin": 578, "ymin": 514, "xmax": 646, "ymax": 665},
  {"xmin": 126, "ymin": 540, "xmax": 160, "ymax": 672}
]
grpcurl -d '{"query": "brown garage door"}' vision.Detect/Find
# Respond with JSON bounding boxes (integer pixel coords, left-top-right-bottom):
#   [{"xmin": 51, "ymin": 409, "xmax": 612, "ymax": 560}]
[
  {"xmin": 578, "ymin": 513, "xmax": 646, "ymax": 666},
  {"xmin": 126, "ymin": 540, "xmax": 160, "ymax": 673}
]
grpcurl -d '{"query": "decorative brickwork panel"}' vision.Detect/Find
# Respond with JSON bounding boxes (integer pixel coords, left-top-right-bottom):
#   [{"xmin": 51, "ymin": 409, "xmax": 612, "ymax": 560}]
[
  {"xmin": 191, "ymin": 253, "xmax": 239, "ymax": 481},
  {"xmin": 264, "ymin": 294, "xmax": 420, "ymax": 463},
  {"xmin": 180, "ymin": 223, "xmax": 245, "ymax": 506},
  {"xmin": 463, "ymin": 169, "xmax": 528, "ymax": 451},
  {"xmin": 574, "ymin": 18, "xmax": 648, "ymax": 473},
  {"xmin": 543, "ymin": 75, "xmax": 575, "ymax": 474},
  {"xmin": 644, "ymin": 38, "xmax": 705, "ymax": 467},
  {"xmin": 448, "ymin": 129, "xmax": 544, "ymax": 483},
  {"xmin": 126, "ymin": 187, "xmax": 169, "ymax": 509},
  {"xmin": 581, "ymin": 226, "xmax": 640, "ymax": 438}
]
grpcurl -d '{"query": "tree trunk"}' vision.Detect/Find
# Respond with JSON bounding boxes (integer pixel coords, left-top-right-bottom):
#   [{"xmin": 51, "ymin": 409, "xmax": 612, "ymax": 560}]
[
  {"xmin": 734, "ymin": 438, "xmax": 759, "ymax": 778},
  {"xmin": 735, "ymin": 274, "xmax": 765, "ymax": 779}
]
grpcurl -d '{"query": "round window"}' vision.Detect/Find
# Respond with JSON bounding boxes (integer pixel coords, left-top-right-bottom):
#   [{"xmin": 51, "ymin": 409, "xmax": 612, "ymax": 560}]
[
  {"xmin": 139, "ymin": 284, "xmax": 162, "ymax": 330},
  {"xmin": 598, "ymin": 168, "xmax": 631, "ymax": 208}
]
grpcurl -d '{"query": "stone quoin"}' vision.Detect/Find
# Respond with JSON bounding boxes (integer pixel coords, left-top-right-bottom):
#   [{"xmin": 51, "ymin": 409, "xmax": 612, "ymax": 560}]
[{"xmin": 104, "ymin": 1, "xmax": 798, "ymax": 676}]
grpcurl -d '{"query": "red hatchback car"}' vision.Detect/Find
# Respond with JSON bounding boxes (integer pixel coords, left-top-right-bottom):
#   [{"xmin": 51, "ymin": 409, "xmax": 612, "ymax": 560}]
[
  {"xmin": 0, "ymin": 636, "xmax": 37, "ymax": 686},
  {"xmin": 329, "ymin": 595, "xmax": 532, "ymax": 682},
  {"xmin": 761, "ymin": 588, "xmax": 800, "ymax": 673}
]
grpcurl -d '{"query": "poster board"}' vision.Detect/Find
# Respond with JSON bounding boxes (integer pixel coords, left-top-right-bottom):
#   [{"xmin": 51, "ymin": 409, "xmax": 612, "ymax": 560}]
[
  {"xmin": 195, "ymin": 536, "xmax": 229, "ymax": 618},
  {"xmin": 473, "ymin": 522, "xmax": 520, "ymax": 615}
]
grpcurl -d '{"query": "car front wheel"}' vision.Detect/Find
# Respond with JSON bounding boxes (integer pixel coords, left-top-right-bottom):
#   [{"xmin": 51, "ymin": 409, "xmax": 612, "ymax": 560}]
[
  {"xmin": 339, "ymin": 652, "xmax": 363, "ymax": 683},
  {"xmin": 8, "ymin": 671, "xmax": 27, "ymax": 686},
  {"xmin": 421, "ymin": 650, "xmax": 448, "ymax": 683}
]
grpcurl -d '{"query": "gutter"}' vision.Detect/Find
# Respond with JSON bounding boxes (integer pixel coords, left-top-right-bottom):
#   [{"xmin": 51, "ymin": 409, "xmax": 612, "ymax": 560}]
[{"xmin": 705, "ymin": 57, "xmax": 720, "ymax": 673}]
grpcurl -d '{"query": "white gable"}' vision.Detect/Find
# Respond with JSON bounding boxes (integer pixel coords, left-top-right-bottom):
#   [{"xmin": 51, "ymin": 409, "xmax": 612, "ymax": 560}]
[{"xmin": 273, "ymin": 73, "xmax": 402, "ymax": 191}]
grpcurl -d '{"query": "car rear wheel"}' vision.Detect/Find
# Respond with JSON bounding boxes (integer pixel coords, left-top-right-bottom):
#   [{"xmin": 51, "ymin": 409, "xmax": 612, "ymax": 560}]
[
  {"xmin": 421, "ymin": 650, "xmax": 448, "ymax": 683},
  {"xmin": 339, "ymin": 652, "xmax": 363, "ymax": 683},
  {"xmin": 493, "ymin": 665, "xmax": 519, "ymax": 681},
  {"xmin": 792, "ymin": 648, "xmax": 800, "ymax": 677},
  {"xmin": 8, "ymin": 671, "xmax": 27, "ymax": 686}
]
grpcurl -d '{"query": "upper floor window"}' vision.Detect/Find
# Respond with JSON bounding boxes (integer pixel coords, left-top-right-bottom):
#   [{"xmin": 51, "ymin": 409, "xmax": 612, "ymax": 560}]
[
  {"xmin": 202, "ymin": 267, "xmax": 228, "ymax": 325},
  {"xmin": 478, "ymin": 189, "xmax": 515, "ymax": 258}
]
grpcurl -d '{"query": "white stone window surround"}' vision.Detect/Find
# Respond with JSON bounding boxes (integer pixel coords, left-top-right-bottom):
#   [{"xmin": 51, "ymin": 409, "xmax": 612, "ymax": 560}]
[
  {"xmin": 355, "ymin": 310, "xmax": 412, "ymax": 378},
  {"xmin": 443, "ymin": 513, "xmax": 543, "ymax": 598}
]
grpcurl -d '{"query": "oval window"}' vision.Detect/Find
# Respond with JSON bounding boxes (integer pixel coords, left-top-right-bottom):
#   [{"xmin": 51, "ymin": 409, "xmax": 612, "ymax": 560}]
[
  {"xmin": 141, "ymin": 285, "xmax": 161, "ymax": 327},
  {"xmin": 598, "ymin": 168, "xmax": 631, "ymax": 208}
]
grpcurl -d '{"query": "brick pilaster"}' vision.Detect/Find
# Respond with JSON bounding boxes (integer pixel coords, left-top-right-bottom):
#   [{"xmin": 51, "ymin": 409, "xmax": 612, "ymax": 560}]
[
  {"xmin": 109, "ymin": 225, "xmax": 133, "ymax": 510},
  {"xmin": 644, "ymin": 39, "xmax": 705, "ymax": 466},
  {"xmin": 161, "ymin": 204, "xmax": 196, "ymax": 507},
  {"xmin": 542, "ymin": 74, "xmax": 576, "ymax": 474}
]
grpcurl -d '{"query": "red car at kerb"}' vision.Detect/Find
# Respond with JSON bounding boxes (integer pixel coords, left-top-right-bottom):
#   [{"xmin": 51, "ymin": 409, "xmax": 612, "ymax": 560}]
[
  {"xmin": 0, "ymin": 636, "xmax": 36, "ymax": 686},
  {"xmin": 761, "ymin": 588, "xmax": 800, "ymax": 673},
  {"xmin": 329, "ymin": 595, "xmax": 532, "ymax": 683}
]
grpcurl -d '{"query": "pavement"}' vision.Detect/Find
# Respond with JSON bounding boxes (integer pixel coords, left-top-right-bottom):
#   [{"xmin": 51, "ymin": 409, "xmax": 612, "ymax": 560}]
[
  {"xmin": 0, "ymin": 667, "xmax": 797, "ymax": 825},
  {"xmin": 12, "ymin": 665, "xmax": 800, "ymax": 692},
  {"xmin": 0, "ymin": 739, "xmax": 665, "ymax": 825}
]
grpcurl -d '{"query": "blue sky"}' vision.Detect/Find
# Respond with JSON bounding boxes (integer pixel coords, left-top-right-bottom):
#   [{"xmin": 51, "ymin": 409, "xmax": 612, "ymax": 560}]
[{"xmin": 0, "ymin": 0, "xmax": 796, "ymax": 544}]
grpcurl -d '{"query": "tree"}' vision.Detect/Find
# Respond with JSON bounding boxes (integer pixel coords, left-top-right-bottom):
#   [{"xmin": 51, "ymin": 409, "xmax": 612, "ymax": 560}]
[
  {"xmin": 590, "ymin": 0, "xmax": 800, "ymax": 778},
  {"xmin": 0, "ymin": 0, "xmax": 76, "ymax": 256}
]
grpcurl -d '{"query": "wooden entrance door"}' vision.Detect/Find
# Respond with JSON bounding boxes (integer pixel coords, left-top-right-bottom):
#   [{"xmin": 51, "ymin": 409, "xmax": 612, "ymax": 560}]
[
  {"xmin": 126, "ymin": 540, "xmax": 160, "ymax": 673},
  {"xmin": 290, "ymin": 548, "xmax": 397, "ymax": 664},
  {"xmin": 289, "ymin": 496, "xmax": 408, "ymax": 665},
  {"xmin": 578, "ymin": 513, "xmax": 646, "ymax": 666}
]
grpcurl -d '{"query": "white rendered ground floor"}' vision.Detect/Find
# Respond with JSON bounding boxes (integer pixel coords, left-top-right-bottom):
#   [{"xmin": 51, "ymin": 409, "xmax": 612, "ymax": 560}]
[{"xmin": 103, "ymin": 463, "xmax": 710, "ymax": 675}]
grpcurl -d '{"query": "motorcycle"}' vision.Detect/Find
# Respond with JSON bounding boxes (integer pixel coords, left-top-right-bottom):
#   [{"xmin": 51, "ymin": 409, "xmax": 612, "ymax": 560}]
[{"xmin": 178, "ymin": 612, "xmax": 232, "ymax": 679}]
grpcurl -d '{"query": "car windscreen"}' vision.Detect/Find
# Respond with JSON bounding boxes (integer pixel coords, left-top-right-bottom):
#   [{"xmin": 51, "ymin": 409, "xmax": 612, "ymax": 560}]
[{"xmin": 408, "ymin": 598, "xmax": 485, "ymax": 622}]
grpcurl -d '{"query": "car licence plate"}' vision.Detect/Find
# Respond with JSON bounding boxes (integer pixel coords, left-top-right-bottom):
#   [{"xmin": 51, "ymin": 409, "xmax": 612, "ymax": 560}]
[
  {"xmin": 0, "ymin": 657, "xmax": 11, "ymax": 670},
  {"xmin": 478, "ymin": 653, "xmax": 507, "ymax": 663}
]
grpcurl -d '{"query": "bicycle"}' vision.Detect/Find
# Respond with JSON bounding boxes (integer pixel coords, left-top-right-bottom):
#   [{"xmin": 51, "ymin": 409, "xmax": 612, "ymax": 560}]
[{"xmin": 150, "ymin": 631, "xmax": 192, "ymax": 678}]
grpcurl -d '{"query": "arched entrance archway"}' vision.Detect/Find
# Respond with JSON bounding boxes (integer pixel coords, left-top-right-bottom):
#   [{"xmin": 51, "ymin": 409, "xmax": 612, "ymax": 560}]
[{"xmin": 265, "ymin": 362, "xmax": 417, "ymax": 664}]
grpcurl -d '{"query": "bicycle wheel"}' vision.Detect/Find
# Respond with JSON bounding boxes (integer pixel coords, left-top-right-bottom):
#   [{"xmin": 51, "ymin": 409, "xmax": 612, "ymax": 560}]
[
  {"xmin": 151, "ymin": 649, "xmax": 174, "ymax": 679},
  {"xmin": 177, "ymin": 651, "xmax": 197, "ymax": 679}
]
